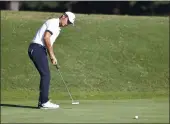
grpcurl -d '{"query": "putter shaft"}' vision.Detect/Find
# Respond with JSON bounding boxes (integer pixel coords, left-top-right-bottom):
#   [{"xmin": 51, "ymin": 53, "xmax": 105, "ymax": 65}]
[{"xmin": 56, "ymin": 67, "xmax": 74, "ymax": 101}]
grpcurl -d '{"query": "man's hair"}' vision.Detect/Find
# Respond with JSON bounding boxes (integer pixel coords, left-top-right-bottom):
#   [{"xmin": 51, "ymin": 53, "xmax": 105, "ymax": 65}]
[{"xmin": 60, "ymin": 13, "xmax": 68, "ymax": 18}]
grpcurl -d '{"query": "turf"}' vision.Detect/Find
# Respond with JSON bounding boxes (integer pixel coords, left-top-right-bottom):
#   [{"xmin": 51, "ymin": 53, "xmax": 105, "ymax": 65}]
[
  {"xmin": 1, "ymin": 99, "xmax": 169, "ymax": 123},
  {"xmin": 1, "ymin": 10, "xmax": 169, "ymax": 123},
  {"xmin": 1, "ymin": 11, "xmax": 169, "ymax": 99}
]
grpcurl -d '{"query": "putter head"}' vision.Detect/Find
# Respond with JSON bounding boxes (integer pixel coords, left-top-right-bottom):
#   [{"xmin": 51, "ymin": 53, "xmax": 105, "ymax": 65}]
[{"xmin": 72, "ymin": 101, "xmax": 79, "ymax": 105}]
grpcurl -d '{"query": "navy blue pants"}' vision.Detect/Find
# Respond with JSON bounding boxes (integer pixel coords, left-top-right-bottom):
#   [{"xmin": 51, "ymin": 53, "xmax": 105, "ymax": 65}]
[{"xmin": 28, "ymin": 43, "xmax": 50, "ymax": 104}]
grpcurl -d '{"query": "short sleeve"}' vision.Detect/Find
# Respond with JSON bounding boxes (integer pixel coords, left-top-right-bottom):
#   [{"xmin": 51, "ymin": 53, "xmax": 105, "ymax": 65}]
[{"xmin": 46, "ymin": 20, "xmax": 56, "ymax": 35}]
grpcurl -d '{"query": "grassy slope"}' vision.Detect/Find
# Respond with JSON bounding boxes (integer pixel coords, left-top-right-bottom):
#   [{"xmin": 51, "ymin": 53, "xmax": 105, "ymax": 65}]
[{"xmin": 1, "ymin": 11, "xmax": 169, "ymax": 100}]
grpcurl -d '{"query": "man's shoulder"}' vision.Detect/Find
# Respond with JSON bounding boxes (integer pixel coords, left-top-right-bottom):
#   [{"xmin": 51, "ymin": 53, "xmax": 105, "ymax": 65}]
[
  {"xmin": 45, "ymin": 18, "xmax": 60, "ymax": 31},
  {"xmin": 46, "ymin": 18, "xmax": 59, "ymax": 24}
]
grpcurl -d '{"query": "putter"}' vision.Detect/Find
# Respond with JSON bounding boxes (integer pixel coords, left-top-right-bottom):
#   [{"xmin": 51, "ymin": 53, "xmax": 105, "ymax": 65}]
[{"xmin": 55, "ymin": 65, "xmax": 79, "ymax": 105}]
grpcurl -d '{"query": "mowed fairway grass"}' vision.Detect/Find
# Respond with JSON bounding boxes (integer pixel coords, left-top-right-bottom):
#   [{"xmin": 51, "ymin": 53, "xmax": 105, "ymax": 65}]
[
  {"xmin": 1, "ymin": 99, "xmax": 169, "ymax": 123},
  {"xmin": 1, "ymin": 11, "xmax": 169, "ymax": 123}
]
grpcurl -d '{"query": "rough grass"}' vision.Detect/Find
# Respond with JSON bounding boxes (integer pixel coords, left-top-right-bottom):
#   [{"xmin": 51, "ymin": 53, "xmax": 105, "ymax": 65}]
[{"xmin": 1, "ymin": 10, "xmax": 169, "ymax": 100}]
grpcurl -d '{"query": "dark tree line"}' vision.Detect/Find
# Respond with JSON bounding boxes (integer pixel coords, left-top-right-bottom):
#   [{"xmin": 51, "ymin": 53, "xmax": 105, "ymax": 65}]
[{"xmin": 1, "ymin": 1, "xmax": 170, "ymax": 16}]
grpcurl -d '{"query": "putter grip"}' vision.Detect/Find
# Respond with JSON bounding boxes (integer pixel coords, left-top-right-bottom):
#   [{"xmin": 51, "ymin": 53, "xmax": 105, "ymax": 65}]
[{"xmin": 55, "ymin": 65, "xmax": 59, "ymax": 69}]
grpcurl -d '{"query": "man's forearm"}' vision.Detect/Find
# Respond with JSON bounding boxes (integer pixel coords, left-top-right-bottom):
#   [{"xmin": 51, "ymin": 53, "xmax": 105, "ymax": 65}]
[{"xmin": 44, "ymin": 38, "xmax": 55, "ymax": 59}]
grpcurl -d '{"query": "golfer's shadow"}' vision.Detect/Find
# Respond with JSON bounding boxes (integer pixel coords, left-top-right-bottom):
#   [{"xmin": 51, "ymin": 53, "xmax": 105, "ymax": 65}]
[{"xmin": 0, "ymin": 103, "xmax": 38, "ymax": 109}]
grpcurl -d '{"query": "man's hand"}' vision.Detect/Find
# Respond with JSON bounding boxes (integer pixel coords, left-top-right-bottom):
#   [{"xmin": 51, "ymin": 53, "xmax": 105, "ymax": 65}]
[{"xmin": 51, "ymin": 57, "xmax": 57, "ymax": 65}]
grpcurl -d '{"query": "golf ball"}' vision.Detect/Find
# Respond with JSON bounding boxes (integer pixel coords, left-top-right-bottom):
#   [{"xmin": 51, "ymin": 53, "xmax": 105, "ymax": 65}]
[{"xmin": 135, "ymin": 116, "xmax": 138, "ymax": 119}]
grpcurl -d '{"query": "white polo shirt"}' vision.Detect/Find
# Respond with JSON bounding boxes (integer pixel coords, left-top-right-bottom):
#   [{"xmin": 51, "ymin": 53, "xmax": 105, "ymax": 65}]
[{"xmin": 32, "ymin": 18, "xmax": 61, "ymax": 47}]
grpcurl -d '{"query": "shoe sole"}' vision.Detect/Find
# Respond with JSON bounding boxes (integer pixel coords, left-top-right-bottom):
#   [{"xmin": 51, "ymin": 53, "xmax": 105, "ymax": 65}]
[{"xmin": 39, "ymin": 107, "xmax": 60, "ymax": 109}]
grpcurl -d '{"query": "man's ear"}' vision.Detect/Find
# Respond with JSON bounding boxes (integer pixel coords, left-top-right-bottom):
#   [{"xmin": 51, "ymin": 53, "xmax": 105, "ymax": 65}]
[{"xmin": 63, "ymin": 14, "xmax": 68, "ymax": 19}]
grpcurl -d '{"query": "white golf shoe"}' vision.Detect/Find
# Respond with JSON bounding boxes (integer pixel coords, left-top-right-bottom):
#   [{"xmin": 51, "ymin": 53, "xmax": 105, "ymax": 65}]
[{"xmin": 38, "ymin": 100, "xmax": 59, "ymax": 109}]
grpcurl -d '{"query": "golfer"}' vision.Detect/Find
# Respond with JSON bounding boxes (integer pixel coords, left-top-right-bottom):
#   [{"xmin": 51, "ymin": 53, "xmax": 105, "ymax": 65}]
[{"xmin": 28, "ymin": 12, "xmax": 76, "ymax": 109}]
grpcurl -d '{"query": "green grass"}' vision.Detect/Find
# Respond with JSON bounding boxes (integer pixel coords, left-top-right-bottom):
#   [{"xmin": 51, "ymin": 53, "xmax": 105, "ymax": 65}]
[
  {"xmin": 1, "ymin": 99, "xmax": 169, "ymax": 123},
  {"xmin": 1, "ymin": 11, "xmax": 169, "ymax": 99},
  {"xmin": 1, "ymin": 10, "xmax": 169, "ymax": 123}
]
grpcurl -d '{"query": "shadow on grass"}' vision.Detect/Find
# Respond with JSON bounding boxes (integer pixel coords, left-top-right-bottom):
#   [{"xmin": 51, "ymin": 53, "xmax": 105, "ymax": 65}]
[{"xmin": 0, "ymin": 104, "xmax": 38, "ymax": 109}]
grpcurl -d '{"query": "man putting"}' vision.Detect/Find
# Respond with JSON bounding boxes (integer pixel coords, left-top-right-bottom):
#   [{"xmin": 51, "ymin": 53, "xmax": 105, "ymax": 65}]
[{"xmin": 28, "ymin": 12, "xmax": 76, "ymax": 109}]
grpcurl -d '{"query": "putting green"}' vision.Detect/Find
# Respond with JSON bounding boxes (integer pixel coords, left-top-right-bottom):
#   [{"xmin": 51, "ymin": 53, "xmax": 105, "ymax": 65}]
[{"xmin": 1, "ymin": 98, "xmax": 168, "ymax": 123}]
